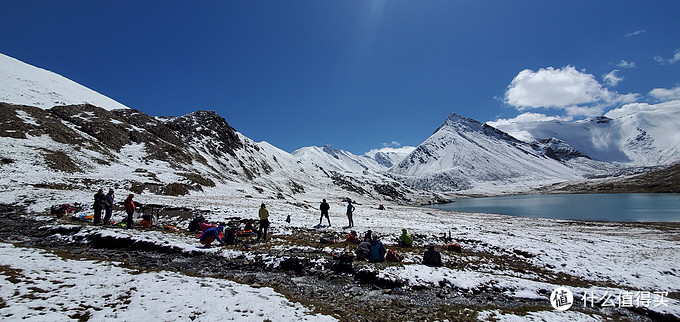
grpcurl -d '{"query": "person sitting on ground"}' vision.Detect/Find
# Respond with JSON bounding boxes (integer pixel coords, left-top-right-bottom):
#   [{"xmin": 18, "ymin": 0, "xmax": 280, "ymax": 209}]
[
  {"xmin": 399, "ymin": 228, "xmax": 413, "ymax": 247},
  {"xmin": 363, "ymin": 230, "xmax": 372, "ymax": 242},
  {"xmin": 422, "ymin": 244, "xmax": 442, "ymax": 267},
  {"xmin": 244, "ymin": 219, "xmax": 254, "ymax": 232},
  {"xmin": 140, "ymin": 213, "xmax": 152, "ymax": 228},
  {"xmin": 368, "ymin": 235, "xmax": 386, "ymax": 262},
  {"xmin": 355, "ymin": 239, "xmax": 371, "ymax": 261},
  {"xmin": 200, "ymin": 226, "xmax": 225, "ymax": 247},
  {"xmin": 188, "ymin": 215, "xmax": 205, "ymax": 232},
  {"xmin": 345, "ymin": 230, "xmax": 360, "ymax": 244}
]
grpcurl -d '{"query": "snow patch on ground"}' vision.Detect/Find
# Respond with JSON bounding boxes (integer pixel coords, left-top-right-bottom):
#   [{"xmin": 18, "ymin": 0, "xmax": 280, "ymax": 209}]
[{"xmin": 0, "ymin": 243, "xmax": 335, "ymax": 321}]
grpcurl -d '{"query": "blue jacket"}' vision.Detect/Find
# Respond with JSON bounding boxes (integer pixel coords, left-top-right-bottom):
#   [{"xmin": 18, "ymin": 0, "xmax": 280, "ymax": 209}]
[
  {"xmin": 104, "ymin": 194, "xmax": 114, "ymax": 210},
  {"xmin": 200, "ymin": 227, "xmax": 224, "ymax": 244},
  {"xmin": 346, "ymin": 203, "xmax": 355, "ymax": 215},
  {"xmin": 369, "ymin": 240, "xmax": 386, "ymax": 262}
]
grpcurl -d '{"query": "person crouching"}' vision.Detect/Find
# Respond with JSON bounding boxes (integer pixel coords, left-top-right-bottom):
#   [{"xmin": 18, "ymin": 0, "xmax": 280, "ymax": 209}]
[{"xmin": 200, "ymin": 226, "xmax": 225, "ymax": 248}]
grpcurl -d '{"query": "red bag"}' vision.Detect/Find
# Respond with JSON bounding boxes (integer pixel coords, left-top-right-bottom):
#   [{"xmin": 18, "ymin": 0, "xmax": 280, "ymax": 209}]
[{"xmin": 385, "ymin": 249, "xmax": 403, "ymax": 262}]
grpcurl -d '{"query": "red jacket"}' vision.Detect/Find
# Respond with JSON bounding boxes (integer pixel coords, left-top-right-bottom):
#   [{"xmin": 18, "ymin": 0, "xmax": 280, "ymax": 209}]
[{"xmin": 124, "ymin": 198, "xmax": 135, "ymax": 213}]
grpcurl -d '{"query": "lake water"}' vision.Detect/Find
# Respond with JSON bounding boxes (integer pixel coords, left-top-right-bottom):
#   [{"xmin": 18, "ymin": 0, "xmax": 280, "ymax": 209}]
[{"xmin": 427, "ymin": 193, "xmax": 680, "ymax": 222}]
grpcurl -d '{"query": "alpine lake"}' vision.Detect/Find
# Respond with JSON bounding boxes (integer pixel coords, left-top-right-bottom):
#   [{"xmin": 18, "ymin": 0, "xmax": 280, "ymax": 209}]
[{"xmin": 428, "ymin": 193, "xmax": 680, "ymax": 222}]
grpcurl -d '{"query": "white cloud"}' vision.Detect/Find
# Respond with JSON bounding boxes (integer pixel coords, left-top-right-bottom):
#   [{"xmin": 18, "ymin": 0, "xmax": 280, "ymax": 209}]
[
  {"xmin": 617, "ymin": 60, "xmax": 635, "ymax": 68},
  {"xmin": 649, "ymin": 86, "xmax": 680, "ymax": 101},
  {"xmin": 602, "ymin": 70, "xmax": 623, "ymax": 86},
  {"xmin": 565, "ymin": 105, "xmax": 606, "ymax": 117},
  {"xmin": 504, "ymin": 66, "xmax": 638, "ymax": 117},
  {"xmin": 654, "ymin": 49, "xmax": 680, "ymax": 65},
  {"xmin": 625, "ymin": 30, "xmax": 645, "ymax": 37},
  {"xmin": 381, "ymin": 141, "xmax": 401, "ymax": 148},
  {"xmin": 487, "ymin": 113, "xmax": 571, "ymax": 142},
  {"xmin": 605, "ymin": 99, "xmax": 680, "ymax": 119},
  {"xmin": 605, "ymin": 103, "xmax": 654, "ymax": 119}
]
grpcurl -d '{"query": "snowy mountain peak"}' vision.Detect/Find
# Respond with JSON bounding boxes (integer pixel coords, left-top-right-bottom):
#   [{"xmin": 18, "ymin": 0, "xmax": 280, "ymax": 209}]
[
  {"xmin": 390, "ymin": 112, "xmax": 587, "ymax": 191},
  {"xmin": 437, "ymin": 112, "xmax": 483, "ymax": 132},
  {"xmin": 0, "ymin": 52, "xmax": 129, "ymax": 111},
  {"xmin": 437, "ymin": 113, "xmax": 521, "ymax": 144},
  {"xmin": 322, "ymin": 144, "xmax": 341, "ymax": 159}
]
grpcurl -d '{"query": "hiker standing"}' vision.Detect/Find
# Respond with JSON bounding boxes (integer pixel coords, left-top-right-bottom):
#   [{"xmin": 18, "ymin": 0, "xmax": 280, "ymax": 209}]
[
  {"xmin": 103, "ymin": 189, "xmax": 115, "ymax": 225},
  {"xmin": 123, "ymin": 194, "xmax": 135, "ymax": 229},
  {"xmin": 93, "ymin": 189, "xmax": 105, "ymax": 225},
  {"xmin": 319, "ymin": 199, "xmax": 331, "ymax": 226},
  {"xmin": 256, "ymin": 203, "xmax": 270, "ymax": 242},
  {"xmin": 346, "ymin": 199, "xmax": 355, "ymax": 227}
]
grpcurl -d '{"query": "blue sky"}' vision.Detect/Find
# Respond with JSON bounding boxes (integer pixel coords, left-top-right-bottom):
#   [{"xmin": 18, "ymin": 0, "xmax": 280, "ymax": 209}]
[{"xmin": 1, "ymin": 1, "xmax": 679, "ymax": 154}]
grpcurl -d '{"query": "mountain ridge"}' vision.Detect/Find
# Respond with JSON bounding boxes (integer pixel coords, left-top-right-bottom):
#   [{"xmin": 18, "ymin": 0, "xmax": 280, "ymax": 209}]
[{"xmin": 3, "ymin": 52, "xmax": 680, "ymax": 197}]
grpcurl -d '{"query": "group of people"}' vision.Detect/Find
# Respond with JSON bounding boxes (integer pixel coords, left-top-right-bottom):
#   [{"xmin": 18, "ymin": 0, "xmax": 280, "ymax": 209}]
[
  {"xmin": 318, "ymin": 198, "xmax": 356, "ymax": 228},
  {"xmin": 89, "ymin": 191, "xmax": 445, "ymax": 265},
  {"xmin": 92, "ymin": 189, "xmax": 139, "ymax": 229},
  {"xmin": 198, "ymin": 203, "xmax": 271, "ymax": 248},
  {"xmin": 343, "ymin": 228, "xmax": 442, "ymax": 266}
]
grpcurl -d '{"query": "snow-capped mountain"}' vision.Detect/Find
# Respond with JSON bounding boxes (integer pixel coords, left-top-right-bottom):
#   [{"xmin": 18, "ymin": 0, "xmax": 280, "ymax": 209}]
[
  {"xmin": 0, "ymin": 102, "xmax": 428, "ymax": 204},
  {"xmin": 292, "ymin": 145, "xmax": 385, "ymax": 173},
  {"xmin": 2, "ymin": 52, "xmax": 679, "ymax": 196},
  {"xmin": 0, "ymin": 103, "xmax": 324, "ymax": 197},
  {"xmin": 364, "ymin": 146, "xmax": 416, "ymax": 168},
  {"xmin": 488, "ymin": 101, "xmax": 680, "ymax": 167},
  {"xmin": 0, "ymin": 53, "xmax": 129, "ymax": 111},
  {"xmin": 388, "ymin": 113, "xmax": 598, "ymax": 191}
]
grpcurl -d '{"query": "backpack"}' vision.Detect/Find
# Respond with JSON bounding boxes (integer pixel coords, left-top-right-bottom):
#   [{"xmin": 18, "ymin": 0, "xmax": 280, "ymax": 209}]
[
  {"xmin": 385, "ymin": 249, "xmax": 403, "ymax": 262},
  {"xmin": 188, "ymin": 217, "xmax": 201, "ymax": 232},
  {"xmin": 224, "ymin": 228, "xmax": 236, "ymax": 245},
  {"xmin": 442, "ymin": 243, "xmax": 462, "ymax": 253}
]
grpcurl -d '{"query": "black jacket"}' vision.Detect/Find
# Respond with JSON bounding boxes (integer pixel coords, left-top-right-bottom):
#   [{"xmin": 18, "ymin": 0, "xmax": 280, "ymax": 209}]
[
  {"xmin": 320, "ymin": 202, "xmax": 330, "ymax": 213},
  {"xmin": 423, "ymin": 248, "xmax": 442, "ymax": 267}
]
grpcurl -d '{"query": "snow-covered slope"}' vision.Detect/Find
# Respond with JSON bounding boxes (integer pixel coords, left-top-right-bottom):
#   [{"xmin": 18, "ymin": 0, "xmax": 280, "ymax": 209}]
[
  {"xmin": 292, "ymin": 145, "xmax": 385, "ymax": 173},
  {"xmin": 0, "ymin": 103, "xmax": 433, "ymax": 206},
  {"xmin": 364, "ymin": 146, "xmax": 416, "ymax": 168},
  {"xmin": 0, "ymin": 53, "xmax": 129, "ymax": 110},
  {"xmin": 389, "ymin": 113, "xmax": 586, "ymax": 191},
  {"xmin": 489, "ymin": 101, "xmax": 680, "ymax": 166}
]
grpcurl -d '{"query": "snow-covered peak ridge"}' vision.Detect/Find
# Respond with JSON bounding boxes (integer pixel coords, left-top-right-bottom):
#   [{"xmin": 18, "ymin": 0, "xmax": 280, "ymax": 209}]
[
  {"xmin": 436, "ymin": 112, "xmax": 523, "ymax": 145},
  {"xmin": 364, "ymin": 146, "xmax": 416, "ymax": 168},
  {"xmin": 0, "ymin": 53, "xmax": 129, "ymax": 111},
  {"xmin": 389, "ymin": 112, "xmax": 594, "ymax": 191},
  {"xmin": 490, "ymin": 101, "xmax": 680, "ymax": 166},
  {"xmin": 292, "ymin": 145, "xmax": 384, "ymax": 173},
  {"xmin": 436, "ymin": 112, "xmax": 483, "ymax": 133}
]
